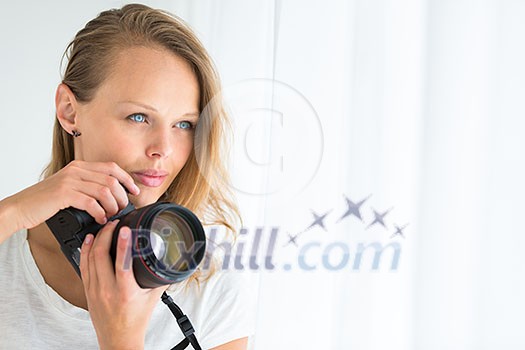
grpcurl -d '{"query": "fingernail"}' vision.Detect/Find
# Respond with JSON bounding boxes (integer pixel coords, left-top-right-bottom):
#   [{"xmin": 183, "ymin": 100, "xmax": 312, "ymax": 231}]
[
  {"xmin": 84, "ymin": 234, "xmax": 93, "ymax": 245},
  {"xmin": 120, "ymin": 228, "xmax": 129, "ymax": 239},
  {"xmin": 133, "ymin": 184, "xmax": 140, "ymax": 194}
]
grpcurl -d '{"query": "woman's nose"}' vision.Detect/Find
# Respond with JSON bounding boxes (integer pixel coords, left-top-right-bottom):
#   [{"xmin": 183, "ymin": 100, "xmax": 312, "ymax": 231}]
[{"xmin": 146, "ymin": 127, "xmax": 173, "ymax": 158}]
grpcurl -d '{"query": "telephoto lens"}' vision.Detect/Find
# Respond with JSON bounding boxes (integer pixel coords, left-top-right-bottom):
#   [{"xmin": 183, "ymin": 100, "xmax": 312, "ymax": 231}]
[{"xmin": 46, "ymin": 202, "xmax": 206, "ymax": 288}]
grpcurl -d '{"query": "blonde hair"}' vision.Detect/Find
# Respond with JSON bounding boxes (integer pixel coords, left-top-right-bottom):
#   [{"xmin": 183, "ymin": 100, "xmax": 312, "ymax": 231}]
[{"xmin": 43, "ymin": 4, "xmax": 240, "ymax": 281}]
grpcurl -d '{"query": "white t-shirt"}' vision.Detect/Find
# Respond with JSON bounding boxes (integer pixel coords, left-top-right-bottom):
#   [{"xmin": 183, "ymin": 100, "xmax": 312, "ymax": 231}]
[{"xmin": 0, "ymin": 230, "xmax": 256, "ymax": 349}]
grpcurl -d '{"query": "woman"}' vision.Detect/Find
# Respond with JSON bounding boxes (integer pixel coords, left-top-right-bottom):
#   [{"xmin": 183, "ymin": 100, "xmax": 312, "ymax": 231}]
[{"xmin": 0, "ymin": 4, "xmax": 253, "ymax": 349}]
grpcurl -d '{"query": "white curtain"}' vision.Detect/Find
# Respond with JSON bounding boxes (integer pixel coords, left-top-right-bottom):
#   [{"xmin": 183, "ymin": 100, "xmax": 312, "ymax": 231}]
[
  {"xmin": 1, "ymin": 0, "xmax": 524, "ymax": 349},
  {"xmin": 174, "ymin": 0, "xmax": 525, "ymax": 349}
]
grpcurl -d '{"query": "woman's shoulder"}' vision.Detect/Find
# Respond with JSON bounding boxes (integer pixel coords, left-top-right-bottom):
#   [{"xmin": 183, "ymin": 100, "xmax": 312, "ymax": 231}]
[
  {"xmin": 0, "ymin": 229, "xmax": 29, "ymax": 286},
  {"xmin": 0, "ymin": 229, "xmax": 27, "ymax": 255}
]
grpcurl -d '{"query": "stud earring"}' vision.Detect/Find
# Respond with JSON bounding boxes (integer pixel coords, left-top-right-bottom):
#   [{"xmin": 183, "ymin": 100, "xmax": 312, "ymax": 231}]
[{"xmin": 72, "ymin": 130, "xmax": 82, "ymax": 137}]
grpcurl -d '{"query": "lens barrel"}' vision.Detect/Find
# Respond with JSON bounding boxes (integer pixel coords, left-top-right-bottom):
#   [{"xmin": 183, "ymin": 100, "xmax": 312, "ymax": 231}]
[{"xmin": 111, "ymin": 202, "xmax": 206, "ymax": 288}]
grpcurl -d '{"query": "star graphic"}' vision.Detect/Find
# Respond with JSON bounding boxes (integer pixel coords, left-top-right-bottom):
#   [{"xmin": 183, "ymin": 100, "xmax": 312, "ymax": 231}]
[
  {"xmin": 366, "ymin": 207, "xmax": 393, "ymax": 230},
  {"xmin": 390, "ymin": 223, "xmax": 408, "ymax": 238},
  {"xmin": 283, "ymin": 233, "xmax": 299, "ymax": 247},
  {"xmin": 283, "ymin": 210, "xmax": 331, "ymax": 248},
  {"xmin": 305, "ymin": 209, "xmax": 331, "ymax": 232},
  {"xmin": 337, "ymin": 194, "xmax": 371, "ymax": 223}
]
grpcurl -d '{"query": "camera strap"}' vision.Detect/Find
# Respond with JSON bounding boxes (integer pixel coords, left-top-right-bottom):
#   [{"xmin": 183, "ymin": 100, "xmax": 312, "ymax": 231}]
[{"xmin": 161, "ymin": 292, "xmax": 202, "ymax": 350}]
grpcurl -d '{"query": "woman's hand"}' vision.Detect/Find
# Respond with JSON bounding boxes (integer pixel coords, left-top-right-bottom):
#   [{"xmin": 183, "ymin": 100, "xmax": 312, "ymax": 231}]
[
  {"xmin": 80, "ymin": 220, "xmax": 166, "ymax": 350},
  {"xmin": 3, "ymin": 160, "xmax": 140, "ymax": 235}
]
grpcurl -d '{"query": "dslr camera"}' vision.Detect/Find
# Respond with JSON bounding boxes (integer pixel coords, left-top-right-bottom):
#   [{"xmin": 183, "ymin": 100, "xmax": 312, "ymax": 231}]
[{"xmin": 46, "ymin": 201, "xmax": 206, "ymax": 288}]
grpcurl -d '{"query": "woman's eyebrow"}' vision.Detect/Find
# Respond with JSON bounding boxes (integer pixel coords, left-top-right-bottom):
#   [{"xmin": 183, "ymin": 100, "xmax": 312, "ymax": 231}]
[{"xmin": 118, "ymin": 100, "xmax": 199, "ymax": 117}]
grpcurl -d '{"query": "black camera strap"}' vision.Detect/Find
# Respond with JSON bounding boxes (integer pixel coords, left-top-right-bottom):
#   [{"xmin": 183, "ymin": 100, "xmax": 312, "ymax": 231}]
[{"xmin": 161, "ymin": 292, "xmax": 202, "ymax": 350}]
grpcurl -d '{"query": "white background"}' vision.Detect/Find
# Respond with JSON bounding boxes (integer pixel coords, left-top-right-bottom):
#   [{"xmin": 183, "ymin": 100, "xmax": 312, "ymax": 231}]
[{"xmin": 1, "ymin": 1, "xmax": 524, "ymax": 349}]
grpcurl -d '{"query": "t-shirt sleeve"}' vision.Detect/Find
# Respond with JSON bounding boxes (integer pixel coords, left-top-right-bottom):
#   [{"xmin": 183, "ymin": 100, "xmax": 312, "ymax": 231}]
[{"xmin": 194, "ymin": 270, "xmax": 257, "ymax": 349}]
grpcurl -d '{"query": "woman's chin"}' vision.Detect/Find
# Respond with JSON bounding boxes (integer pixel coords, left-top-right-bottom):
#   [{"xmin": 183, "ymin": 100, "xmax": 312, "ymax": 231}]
[{"xmin": 128, "ymin": 194, "xmax": 160, "ymax": 209}]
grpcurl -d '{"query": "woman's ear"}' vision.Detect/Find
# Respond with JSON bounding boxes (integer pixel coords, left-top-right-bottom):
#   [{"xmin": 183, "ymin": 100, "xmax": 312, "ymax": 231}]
[{"xmin": 55, "ymin": 83, "xmax": 79, "ymax": 134}]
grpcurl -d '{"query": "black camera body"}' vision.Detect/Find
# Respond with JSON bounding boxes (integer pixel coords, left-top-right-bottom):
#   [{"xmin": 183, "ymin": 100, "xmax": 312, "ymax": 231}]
[{"xmin": 46, "ymin": 201, "xmax": 206, "ymax": 288}]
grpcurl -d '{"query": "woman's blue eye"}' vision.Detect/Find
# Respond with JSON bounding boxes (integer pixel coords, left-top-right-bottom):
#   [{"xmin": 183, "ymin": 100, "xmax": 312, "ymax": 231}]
[
  {"xmin": 128, "ymin": 113, "xmax": 147, "ymax": 123},
  {"xmin": 176, "ymin": 121, "xmax": 193, "ymax": 130}
]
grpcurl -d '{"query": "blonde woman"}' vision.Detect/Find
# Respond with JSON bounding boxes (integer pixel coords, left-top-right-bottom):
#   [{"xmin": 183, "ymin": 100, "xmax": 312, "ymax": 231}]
[{"xmin": 0, "ymin": 4, "xmax": 253, "ymax": 349}]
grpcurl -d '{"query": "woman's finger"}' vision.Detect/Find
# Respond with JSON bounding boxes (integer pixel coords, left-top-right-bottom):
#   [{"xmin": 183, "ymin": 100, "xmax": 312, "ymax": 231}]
[
  {"xmin": 74, "ymin": 161, "xmax": 140, "ymax": 196},
  {"xmin": 65, "ymin": 191, "xmax": 108, "ymax": 225},
  {"xmin": 115, "ymin": 226, "xmax": 136, "ymax": 287},
  {"xmin": 79, "ymin": 233, "xmax": 95, "ymax": 290},
  {"xmin": 72, "ymin": 180, "xmax": 120, "ymax": 219},
  {"xmin": 89, "ymin": 220, "xmax": 119, "ymax": 289},
  {"xmin": 75, "ymin": 167, "xmax": 131, "ymax": 212}
]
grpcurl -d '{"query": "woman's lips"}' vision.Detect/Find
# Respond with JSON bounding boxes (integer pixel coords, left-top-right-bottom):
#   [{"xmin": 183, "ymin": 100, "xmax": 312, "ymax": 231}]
[{"xmin": 132, "ymin": 170, "xmax": 168, "ymax": 188}]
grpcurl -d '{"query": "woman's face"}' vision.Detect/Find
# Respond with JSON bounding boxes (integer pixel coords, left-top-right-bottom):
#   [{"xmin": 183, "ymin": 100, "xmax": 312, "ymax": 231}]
[{"xmin": 73, "ymin": 46, "xmax": 200, "ymax": 208}]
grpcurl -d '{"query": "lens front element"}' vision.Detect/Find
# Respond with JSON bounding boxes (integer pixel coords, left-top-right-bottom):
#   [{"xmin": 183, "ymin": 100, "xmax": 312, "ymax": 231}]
[{"xmin": 150, "ymin": 210, "xmax": 195, "ymax": 271}]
